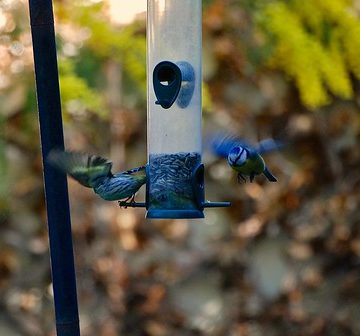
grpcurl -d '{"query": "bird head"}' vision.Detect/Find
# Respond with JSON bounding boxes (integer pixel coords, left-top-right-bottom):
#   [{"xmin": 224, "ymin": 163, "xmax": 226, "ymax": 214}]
[{"xmin": 227, "ymin": 146, "xmax": 248, "ymax": 167}]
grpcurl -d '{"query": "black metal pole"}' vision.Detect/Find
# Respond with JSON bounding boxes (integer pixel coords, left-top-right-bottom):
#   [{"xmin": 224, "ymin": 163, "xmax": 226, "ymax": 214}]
[{"xmin": 28, "ymin": 1, "xmax": 80, "ymax": 335}]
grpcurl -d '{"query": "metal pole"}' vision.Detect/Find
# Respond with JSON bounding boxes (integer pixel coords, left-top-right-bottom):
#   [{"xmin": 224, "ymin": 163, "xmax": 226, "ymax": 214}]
[{"xmin": 28, "ymin": 1, "xmax": 80, "ymax": 335}]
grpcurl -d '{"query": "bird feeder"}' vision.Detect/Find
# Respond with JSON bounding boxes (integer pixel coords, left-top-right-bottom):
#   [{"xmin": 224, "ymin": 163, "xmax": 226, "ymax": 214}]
[{"xmin": 145, "ymin": 0, "xmax": 230, "ymax": 218}]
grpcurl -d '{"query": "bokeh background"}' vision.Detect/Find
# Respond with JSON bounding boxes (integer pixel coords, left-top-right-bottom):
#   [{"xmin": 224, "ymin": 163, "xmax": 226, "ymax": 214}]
[{"xmin": 0, "ymin": 0, "xmax": 359, "ymax": 335}]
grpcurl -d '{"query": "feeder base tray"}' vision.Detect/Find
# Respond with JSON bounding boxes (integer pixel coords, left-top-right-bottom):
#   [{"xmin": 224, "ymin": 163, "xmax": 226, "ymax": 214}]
[{"xmin": 146, "ymin": 209, "xmax": 204, "ymax": 219}]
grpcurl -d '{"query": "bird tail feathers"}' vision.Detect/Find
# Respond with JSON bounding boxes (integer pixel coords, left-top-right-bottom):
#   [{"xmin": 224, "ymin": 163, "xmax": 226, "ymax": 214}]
[{"xmin": 263, "ymin": 167, "xmax": 277, "ymax": 182}]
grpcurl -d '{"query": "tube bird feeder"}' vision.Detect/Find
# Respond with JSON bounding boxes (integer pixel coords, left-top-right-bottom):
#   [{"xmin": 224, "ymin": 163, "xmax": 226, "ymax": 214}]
[{"xmin": 146, "ymin": 0, "xmax": 230, "ymax": 218}]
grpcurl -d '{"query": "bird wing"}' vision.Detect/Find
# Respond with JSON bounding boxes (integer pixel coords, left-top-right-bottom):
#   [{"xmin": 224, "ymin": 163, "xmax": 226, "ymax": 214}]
[
  {"xmin": 256, "ymin": 139, "xmax": 285, "ymax": 155},
  {"xmin": 206, "ymin": 132, "xmax": 252, "ymax": 158},
  {"xmin": 47, "ymin": 150, "xmax": 113, "ymax": 188},
  {"xmin": 207, "ymin": 131, "xmax": 285, "ymax": 157}
]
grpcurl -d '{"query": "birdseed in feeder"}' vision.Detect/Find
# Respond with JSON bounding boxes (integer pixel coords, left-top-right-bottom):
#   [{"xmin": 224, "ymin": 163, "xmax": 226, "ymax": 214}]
[{"xmin": 148, "ymin": 152, "xmax": 201, "ymax": 209}]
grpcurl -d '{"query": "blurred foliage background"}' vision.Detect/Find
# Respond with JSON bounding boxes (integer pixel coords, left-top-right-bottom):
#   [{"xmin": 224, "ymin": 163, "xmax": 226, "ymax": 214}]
[{"xmin": 0, "ymin": 0, "xmax": 359, "ymax": 335}]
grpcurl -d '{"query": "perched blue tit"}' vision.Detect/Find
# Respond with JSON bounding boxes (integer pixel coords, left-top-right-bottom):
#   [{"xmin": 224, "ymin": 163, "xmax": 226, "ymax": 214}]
[
  {"xmin": 210, "ymin": 134, "xmax": 283, "ymax": 183},
  {"xmin": 48, "ymin": 150, "xmax": 146, "ymax": 204}
]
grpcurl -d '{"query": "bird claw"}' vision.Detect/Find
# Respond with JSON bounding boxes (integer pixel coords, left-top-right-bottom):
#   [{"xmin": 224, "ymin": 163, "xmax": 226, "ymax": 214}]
[
  {"xmin": 119, "ymin": 201, "xmax": 132, "ymax": 209},
  {"xmin": 118, "ymin": 201, "xmax": 127, "ymax": 209},
  {"xmin": 237, "ymin": 173, "xmax": 247, "ymax": 183},
  {"xmin": 118, "ymin": 195, "xmax": 136, "ymax": 209}
]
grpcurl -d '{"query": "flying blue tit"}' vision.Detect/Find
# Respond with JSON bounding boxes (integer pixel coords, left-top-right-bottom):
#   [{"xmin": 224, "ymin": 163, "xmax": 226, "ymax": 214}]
[
  {"xmin": 209, "ymin": 133, "xmax": 284, "ymax": 183},
  {"xmin": 47, "ymin": 150, "xmax": 146, "ymax": 204}
]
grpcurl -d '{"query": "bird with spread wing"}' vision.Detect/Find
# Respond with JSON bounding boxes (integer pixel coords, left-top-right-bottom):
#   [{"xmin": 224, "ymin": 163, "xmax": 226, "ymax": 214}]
[
  {"xmin": 48, "ymin": 150, "xmax": 146, "ymax": 205},
  {"xmin": 209, "ymin": 133, "xmax": 284, "ymax": 183}
]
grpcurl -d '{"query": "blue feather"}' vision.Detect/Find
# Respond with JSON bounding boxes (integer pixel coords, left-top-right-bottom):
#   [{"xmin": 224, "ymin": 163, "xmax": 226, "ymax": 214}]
[
  {"xmin": 207, "ymin": 132, "xmax": 284, "ymax": 157},
  {"xmin": 207, "ymin": 132, "xmax": 251, "ymax": 158},
  {"xmin": 256, "ymin": 139, "xmax": 285, "ymax": 154}
]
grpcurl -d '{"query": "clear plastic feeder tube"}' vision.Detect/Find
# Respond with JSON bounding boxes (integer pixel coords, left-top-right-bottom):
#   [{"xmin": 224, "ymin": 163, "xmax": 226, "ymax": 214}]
[{"xmin": 147, "ymin": 0, "xmax": 203, "ymax": 218}]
